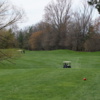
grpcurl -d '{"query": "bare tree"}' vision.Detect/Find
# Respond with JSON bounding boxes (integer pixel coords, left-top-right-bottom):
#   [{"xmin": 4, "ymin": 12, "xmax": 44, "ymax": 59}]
[
  {"xmin": 0, "ymin": 0, "xmax": 25, "ymax": 63},
  {"xmin": 84, "ymin": 17, "xmax": 100, "ymax": 51},
  {"xmin": 44, "ymin": 0, "xmax": 72, "ymax": 49},
  {"xmin": 0, "ymin": 0, "xmax": 24, "ymax": 30},
  {"xmin": 69, "ymin": 2, "xmax": 94, "ymax": 51}
]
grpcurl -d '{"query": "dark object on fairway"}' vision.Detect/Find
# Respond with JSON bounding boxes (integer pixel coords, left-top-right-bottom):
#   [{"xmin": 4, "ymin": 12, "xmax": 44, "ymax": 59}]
[
  {"xmin": 68, "ymin": 65, "xmax": 71, "ymax": 68},
  {"xmin": 23, "ymin": 50, "xmax": 25, "ymax": 53},
  {"xmin": 63, "ymin": 61, "xmax": 71, "ymax": 68},
  {"xmin": 63, "ymin": 63, "xmax": 68, "ymax": 68}
]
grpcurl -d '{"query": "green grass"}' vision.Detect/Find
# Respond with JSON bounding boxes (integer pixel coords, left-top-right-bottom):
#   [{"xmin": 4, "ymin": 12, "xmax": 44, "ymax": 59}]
[{"xmin": 0, "ymin": 49, "xmax": 100, "ymax": 100}]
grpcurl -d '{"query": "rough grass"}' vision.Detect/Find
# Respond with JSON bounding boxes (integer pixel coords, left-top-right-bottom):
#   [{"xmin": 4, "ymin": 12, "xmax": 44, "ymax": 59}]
[
  {"xmin": 0, "ymin": 49, "xmax": 100, "ymax": 100},
  {"xmin": 0, "ymin": 49, "xmax": 22, "ymax": 60}
]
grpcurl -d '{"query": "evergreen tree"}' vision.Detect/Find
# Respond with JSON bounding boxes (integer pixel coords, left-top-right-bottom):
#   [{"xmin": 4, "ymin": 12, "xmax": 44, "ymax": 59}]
[{"xmin": 88, "ymin": 0, "xmax": 100, "ymax": 13}]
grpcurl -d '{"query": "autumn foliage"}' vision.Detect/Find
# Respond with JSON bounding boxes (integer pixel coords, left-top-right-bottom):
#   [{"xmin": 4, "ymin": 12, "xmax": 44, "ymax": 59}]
[
  {"xmin": 29, "ymin": 31, "xmax": 44, "ymax": 50},
  {"xmin": 1, "ymin": 0, "xmax": 100, "ymax": 52}
]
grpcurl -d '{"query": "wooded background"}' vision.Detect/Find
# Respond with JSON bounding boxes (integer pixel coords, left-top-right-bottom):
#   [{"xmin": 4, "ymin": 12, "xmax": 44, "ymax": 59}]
[{"xmin": 0, "ymin": 0, "xmax": 100, "ymax": 52}]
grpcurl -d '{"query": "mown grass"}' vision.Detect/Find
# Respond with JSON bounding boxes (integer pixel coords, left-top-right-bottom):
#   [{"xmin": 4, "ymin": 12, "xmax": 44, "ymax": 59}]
[{"xmin": 0, "ymin": 49, "xmax": 100, "ymax": 100}]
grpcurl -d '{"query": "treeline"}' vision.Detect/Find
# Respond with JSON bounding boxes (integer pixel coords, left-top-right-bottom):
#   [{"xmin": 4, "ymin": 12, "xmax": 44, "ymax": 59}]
[
  {"xmin": 16, "ymin": 19, "xmax": 100, "ymax": 52},
  {"xmin": 16, "ymin": 0, "xmax": 100, "ymax": 51},
  {"xmin": 0, "ymin": 0, "xmax": 100, "ymax": 52}
]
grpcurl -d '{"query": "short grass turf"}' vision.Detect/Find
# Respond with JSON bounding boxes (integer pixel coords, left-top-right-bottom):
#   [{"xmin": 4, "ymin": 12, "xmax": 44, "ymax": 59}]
[{"xmin": 0, "ymin": 50, "xmax": 100, "ymax": 100}]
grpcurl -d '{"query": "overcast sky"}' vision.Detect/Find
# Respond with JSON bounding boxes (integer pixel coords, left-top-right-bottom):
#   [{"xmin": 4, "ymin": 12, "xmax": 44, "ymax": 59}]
[{"xmin": 9, "ymin": 0, "xmax": 99, "ymax": 29}]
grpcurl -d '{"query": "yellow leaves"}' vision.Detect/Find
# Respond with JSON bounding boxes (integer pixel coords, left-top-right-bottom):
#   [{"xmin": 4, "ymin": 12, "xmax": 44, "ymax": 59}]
[{"xmin": 0, "ymin": 30, "xmax": 16, "ymax": 48}]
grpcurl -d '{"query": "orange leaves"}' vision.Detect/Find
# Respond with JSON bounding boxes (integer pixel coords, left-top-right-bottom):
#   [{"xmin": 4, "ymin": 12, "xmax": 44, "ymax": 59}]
[{"xmin": 29, "ymin": 31, "xmax": 44, "ymax": 50}]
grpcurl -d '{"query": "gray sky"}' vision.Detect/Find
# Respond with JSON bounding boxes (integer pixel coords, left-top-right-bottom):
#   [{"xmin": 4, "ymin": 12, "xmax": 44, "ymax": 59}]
[{"xmin": 9, "ymin": 0, "xmax": 99, "ymax": 29}]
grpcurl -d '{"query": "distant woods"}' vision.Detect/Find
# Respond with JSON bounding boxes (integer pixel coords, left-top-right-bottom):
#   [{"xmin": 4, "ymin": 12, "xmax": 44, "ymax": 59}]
[{"xmin": 0, "ymin": 0, "xmax": 100, "ymax": 52}]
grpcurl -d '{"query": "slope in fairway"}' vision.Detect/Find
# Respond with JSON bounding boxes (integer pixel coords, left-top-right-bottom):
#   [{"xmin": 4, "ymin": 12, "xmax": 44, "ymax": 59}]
[{"xmin": 0, "ymin": 50, "xmax": 100, "ymax": 100}]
